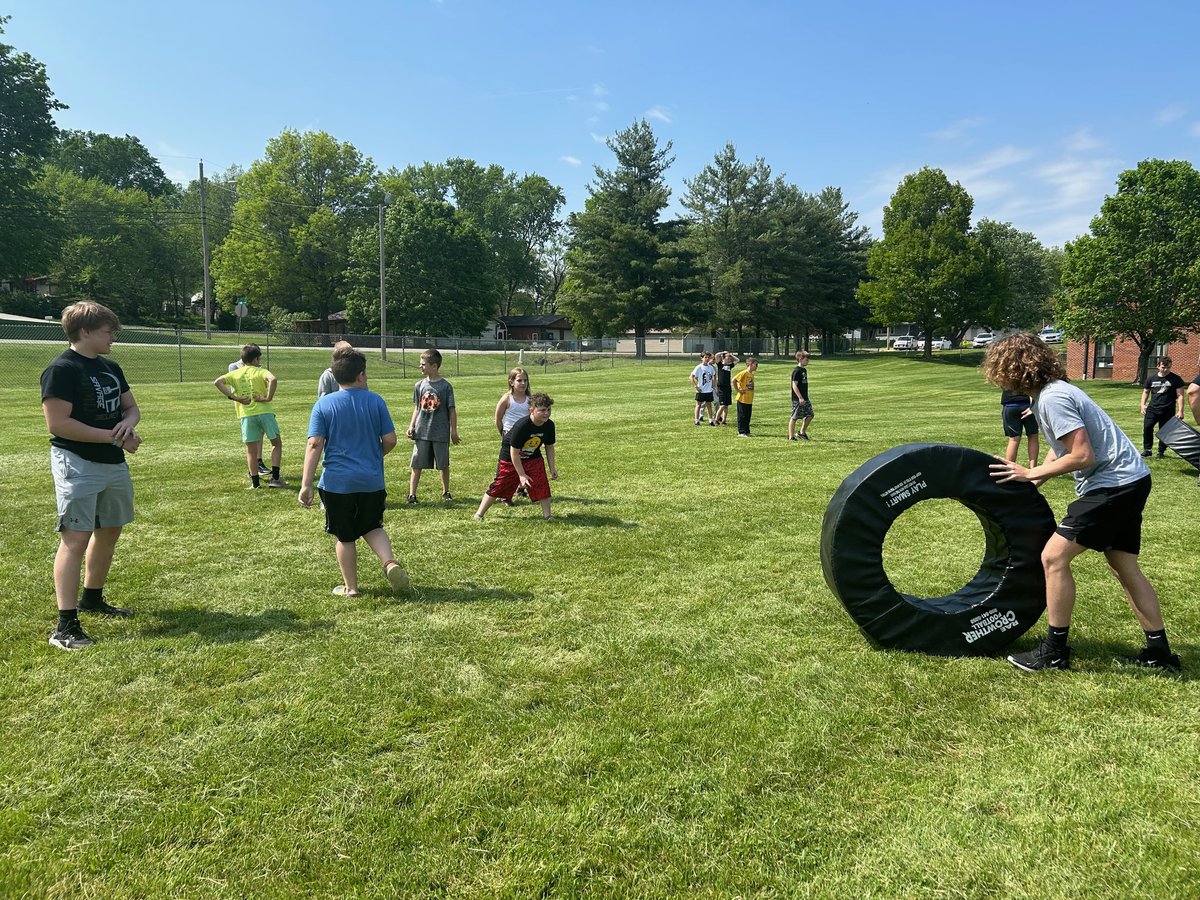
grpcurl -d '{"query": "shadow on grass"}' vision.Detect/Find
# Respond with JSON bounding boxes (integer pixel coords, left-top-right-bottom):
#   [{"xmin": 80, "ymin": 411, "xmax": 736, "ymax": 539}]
[
  {"xmin": 139, "ymin": 606, "xmax": 333, "ymax": 644},
  {"xmin": 1006, "ymin": 634, "xmax": 1191, "ymax": 681},
  {"xmin": 552, "ymin": 512, "xmax": 639, "ymax": 528},
  {"xmin": 407, "ymin": 583, "xmax": 533, "ymax": 605}
]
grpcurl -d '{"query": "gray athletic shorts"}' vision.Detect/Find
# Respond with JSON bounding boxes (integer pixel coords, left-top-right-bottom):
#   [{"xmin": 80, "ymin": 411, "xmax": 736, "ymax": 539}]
[
  {"xmin": 410, "ymin": 439, "xmax": 450, "ymax": 471},
  {"xmin": 51, "ymin": 447, "xmax": 135, "ymax": 532}
]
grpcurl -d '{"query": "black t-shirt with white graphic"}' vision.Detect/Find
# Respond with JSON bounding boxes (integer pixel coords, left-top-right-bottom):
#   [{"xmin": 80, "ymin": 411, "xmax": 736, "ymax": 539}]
[
  {"xmin": 1144, "ymin": 372, "xmax": 1185, "ymax": 413},
  {"xmin": 40, "ymin": 348, "xmax": 130, "ymax": 463},
  {"xmin": 502, "ymin": 414, "xmax": 556, "ymax": 461}
]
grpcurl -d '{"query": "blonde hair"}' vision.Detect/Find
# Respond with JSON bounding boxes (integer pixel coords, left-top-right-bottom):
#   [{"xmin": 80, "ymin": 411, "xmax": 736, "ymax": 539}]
[
  {"xmin": 982, "ymin": 333, "xmax": 1066, "ymax": 395},
  {"xmin": 61, "ymin": 301, "xmax": 120, "ymax": 343}
]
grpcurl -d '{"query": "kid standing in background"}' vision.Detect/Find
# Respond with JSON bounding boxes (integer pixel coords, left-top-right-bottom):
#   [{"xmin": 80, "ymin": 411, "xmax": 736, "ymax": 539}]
[
  {"xmin": 406, "ymin": 349, "xmax": 459, "ymax": 504},
  {"xmin": 474, "ymin": 392, "xmax": 558, "ymax": 521},
  {"xmin": 732, "ymin": 357, "xmax": 758, "ymax": 437},
  {"xmin": 715, "ymin": 352, "xmax": 738, "ymax": 425},
  {"xmin": 788, "ymin": 350, "xmax": 814, "ymax": 441},
  {"xmin": 690, "ymin": 351, "xmax": 717, "ymax": 425},
  {"xmin": 495, "ymin": 367, "xmax": 531, "ymax": 503},
  {"xmin": 213, "ymin": 343, "xmax": 286, "ymax": 488},
  {"xmin": 1001, "ymin": 387, "xmax": 1039, "ymax": 467}
]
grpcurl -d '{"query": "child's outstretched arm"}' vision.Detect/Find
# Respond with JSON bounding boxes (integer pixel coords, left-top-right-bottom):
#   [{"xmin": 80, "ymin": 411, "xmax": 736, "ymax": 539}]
[{"xmin": 546, "ymin": 444, "xmax": 557, "ymax": 479}]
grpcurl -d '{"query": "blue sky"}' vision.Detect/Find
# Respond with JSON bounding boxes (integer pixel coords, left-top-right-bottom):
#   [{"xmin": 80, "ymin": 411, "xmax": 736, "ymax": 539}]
[{"xmin": 7, "ymin": 0, "xmax": 1199, "ymax": 248}]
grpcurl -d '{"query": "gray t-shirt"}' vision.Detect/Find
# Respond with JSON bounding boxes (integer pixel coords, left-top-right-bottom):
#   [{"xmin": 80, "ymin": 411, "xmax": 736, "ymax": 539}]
[
  {"xmin": 411, "ymin": 376, "xmax": 455, "ymax": 442},
  {"xmin": 1034, "ymin": 380, "xmax": 1149, "ymax": 495},
  {"xmin": 317, "ymin": 367, "xmax": 338, "ymax": 399}
]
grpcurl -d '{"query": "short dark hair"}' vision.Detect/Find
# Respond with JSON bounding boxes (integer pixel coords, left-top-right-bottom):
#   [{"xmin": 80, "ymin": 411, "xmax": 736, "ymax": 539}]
[
  {"xmin": 331, "ymin": 349, "xmax": 367, "ymax": 385},
  {"xmin": 240, "ymin": 343, "xmax": 262, "ymax": 365},
  {"xmin": 528, "ymin": 392, "xmax": 553, "ymax": 410},
  {"xmin": 421, "ymin": 349, "xmax": 443, "ymax": 367}
]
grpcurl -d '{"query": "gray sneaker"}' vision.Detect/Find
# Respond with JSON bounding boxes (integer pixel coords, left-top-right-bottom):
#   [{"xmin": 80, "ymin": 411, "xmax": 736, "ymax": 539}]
[{"xmin": 49, "ymin": 618, "xmax": 94, "ymax": 651}]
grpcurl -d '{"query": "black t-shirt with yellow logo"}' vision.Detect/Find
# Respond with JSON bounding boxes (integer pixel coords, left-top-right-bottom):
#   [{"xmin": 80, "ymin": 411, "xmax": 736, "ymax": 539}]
[{"xmin": 501, "ymin": 414, "xmax": 556, "ymax": 461}]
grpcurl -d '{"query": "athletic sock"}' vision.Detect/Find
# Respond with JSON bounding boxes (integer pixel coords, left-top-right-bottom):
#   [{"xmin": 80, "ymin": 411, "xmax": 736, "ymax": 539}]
[
  {"xmin": 1144, "ymin": 629, "xmax": 1171, "ymax": 653},
  {"xmin": 1046, "ymin": 626, "xmax": 1070, "ymax": 650},
  {"xmin": 58, "ymin": 608, "xmax": 79, "ymax": 627},
  {"xmin": 271, "ymin": 466, "xmax": 280, "ymax": 480},
  {"xmin": 250, "ymin": 473, "xmax": 261, "ymax": 487},
  {"xmin": 81, "ymin": 586, "xmax": 103, "ymax": 606}
]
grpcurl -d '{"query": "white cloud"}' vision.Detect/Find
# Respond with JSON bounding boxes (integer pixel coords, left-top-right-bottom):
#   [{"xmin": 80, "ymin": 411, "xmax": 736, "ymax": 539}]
[
  {"xmin": 1155, "ymin": 104, "xmax": 1186, "ymax": 125},
  {"xmin": 1191, "ymin": 121, "xmax": 1200, "ymax": 138},
  {"xmin": 560, "ymin": 155, "xmax": 582, "ymax": 166},
  {"xmin": 1036, "ymin": 156, "xmax": 1120, "ymax": 209},
  {"xmin": 1062, "ymin": 128, "xmax": 1105, "ymax": 153},
  {"xmin": 590, "ymin": 131, "xmax": 607, "ymax": 144},
  {"xmin": 645, "ymin": 106, "xmax": 673, "ymax": 124},
  {"xmin": 594, "ymin": 101, "xmax": 610, "ymax": 112},
  {"xmin": 947, "ymin": 145, "xmax": 1034, "ymax": 182},
  {"xmin": 928, "ymin": 116, "xmax": 988, "ymax": 141}
]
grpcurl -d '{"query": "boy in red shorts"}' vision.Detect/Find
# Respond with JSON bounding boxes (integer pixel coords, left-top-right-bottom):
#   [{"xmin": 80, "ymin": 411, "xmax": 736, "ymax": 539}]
[{"xmin": 474, "ymin": 393, "xmax": 558, "ymax": 521}]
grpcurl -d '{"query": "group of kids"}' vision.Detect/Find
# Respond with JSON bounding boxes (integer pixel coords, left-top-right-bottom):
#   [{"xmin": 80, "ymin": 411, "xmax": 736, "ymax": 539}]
[
  {"xmin": 689, "ymin": 349, "xmax": 815, "ymax": 440},
  {"xmin": 35, "ymin": 301, "xmax": 1189, "ymax": 675},
  {"xmin": 39, "ymin": 301, "xmax": 558, "ymax": 649}
]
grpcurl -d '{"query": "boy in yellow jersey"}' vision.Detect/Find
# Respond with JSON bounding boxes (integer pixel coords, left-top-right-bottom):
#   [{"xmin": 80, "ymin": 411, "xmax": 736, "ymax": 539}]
[
  {"xmin": 732, "ymin": 357, "xmax": 758, "ymax": 437},
  {"xmin": 213, "ymin": 344, "xmax": 286, "ymax": 488}
]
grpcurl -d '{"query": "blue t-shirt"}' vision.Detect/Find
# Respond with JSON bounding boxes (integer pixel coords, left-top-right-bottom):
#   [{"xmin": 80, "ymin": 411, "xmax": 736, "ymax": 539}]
[
  {"xmin": 308, "ymin": 387, "xmax": 395, "ymax": 493},
  {"xmin": 1034, "ymin": 380, "xmax": 1148, "ymax": 496}
]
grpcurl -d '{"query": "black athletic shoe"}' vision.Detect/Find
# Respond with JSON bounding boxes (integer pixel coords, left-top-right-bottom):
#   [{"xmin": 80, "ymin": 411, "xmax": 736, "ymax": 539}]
[
  {"xmin": 442, "ymin": 491, "xmax": 453, "ymax": 501},
  {"xmin": 1119, "ymin": 647, "xmax": 1182, "ymax": 673},
  {"xmin": 1007, "ymin": 639, "xmax": 1071, "ymax": 672},
  {"xmin": 1141, "ymin": 450, "xmax": 1152, "ymax": 458},
  {"xmin": 257, "ymin": 460, "xmax": 270, "ymax": 474},
  {"xmin": 49, "ymin": 619, "xmax": 94, "ymax": 651},
  {"xmin": 799, "ymin": 433, "xmax": 811, "ymax": 441},
  {"xmin": 78, "ymin": 596, "xmax": 133, "ymax": 617},
  {"xmin": 1156, "ymin": 452, "xmax": 1167, "ymax": 459},
  {"xmin": 406, "ymin": 494, "xmax": 418, "ymax": 505}
]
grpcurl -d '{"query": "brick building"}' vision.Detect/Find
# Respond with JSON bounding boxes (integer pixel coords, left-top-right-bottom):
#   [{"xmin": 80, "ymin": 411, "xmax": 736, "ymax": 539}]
[{"xmin": 1066, "ymin": 334, "xmax": 1200, "ymax": 382}]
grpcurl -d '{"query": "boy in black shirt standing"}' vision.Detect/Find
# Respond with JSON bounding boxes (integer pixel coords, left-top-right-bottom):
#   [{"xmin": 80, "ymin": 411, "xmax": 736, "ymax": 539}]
[
  {"xmin": 40, "ymin": 302, "xmax": 142, "ymax": 650},
  {"xmin": 788, "ymin": 350, "xmax": 814, "ymax": 441},
  {"xmin": 474, "ymin": 393, "xmax": 558, "ymax": 521},
  {"xmin": 1140, "ymin": 356, "xmax": 1185, "ymax": 458}
]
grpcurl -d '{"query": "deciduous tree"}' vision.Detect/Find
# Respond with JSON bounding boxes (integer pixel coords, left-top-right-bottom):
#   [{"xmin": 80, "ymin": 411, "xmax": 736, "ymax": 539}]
[{"xmin": 1059, "ymin": 159, "xmax": 1200, "ymax": 382}]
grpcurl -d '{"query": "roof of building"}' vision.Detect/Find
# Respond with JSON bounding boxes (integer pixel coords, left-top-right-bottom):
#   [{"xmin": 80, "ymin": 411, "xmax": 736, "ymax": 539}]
[{"xmin": 497, "ymin": 314, "xmax": 571, "ymax": 327}]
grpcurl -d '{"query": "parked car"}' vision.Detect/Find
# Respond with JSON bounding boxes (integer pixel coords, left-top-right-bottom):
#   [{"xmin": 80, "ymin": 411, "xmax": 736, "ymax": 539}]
[
  {"xmin": 1039, "ymin": 327, "xmax": 1063, "ymax": 344},
  {"xmin": 892, "ymin": 335, "xmax": 917, "ymax": 350},
  {"xmin": 972, "ymin": 332, "xmax": 995, "ymax": 348},
  {"xmin": 931, "ymin": 337, "xmax": 954, "ymax": 351}
]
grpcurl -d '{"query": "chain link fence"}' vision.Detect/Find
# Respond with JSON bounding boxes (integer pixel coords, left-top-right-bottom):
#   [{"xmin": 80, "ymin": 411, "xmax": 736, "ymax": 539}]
[{"xmin": 4, "ymin": 322, "xmax": 880, "ymax": 386}]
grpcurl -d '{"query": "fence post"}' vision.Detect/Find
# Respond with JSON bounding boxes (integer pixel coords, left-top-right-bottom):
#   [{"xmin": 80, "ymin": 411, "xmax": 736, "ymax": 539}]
[
  {"xmin": 176, "ymin": 327, "xmax": 184, "ymax": 383},
  {"xmin": 456, "ymin": 339, "xmax": 461, "ymax": 377}
]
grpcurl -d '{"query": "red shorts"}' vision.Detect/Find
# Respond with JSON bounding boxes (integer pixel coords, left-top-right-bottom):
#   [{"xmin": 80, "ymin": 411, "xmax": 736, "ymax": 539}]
[{"xmin": 487, "ymin": 455, "xmax": 551, "ymax": 502}]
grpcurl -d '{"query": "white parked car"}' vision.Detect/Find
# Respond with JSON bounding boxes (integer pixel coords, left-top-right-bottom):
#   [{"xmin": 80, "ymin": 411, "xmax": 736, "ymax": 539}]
[
  {"xmin": 931, "ymin": 337, "xmax": 954, "ymax": 351},
  {"xmin": 892, "ymin": 335, "xmax": 917, "ymax": 350},
  {"xmin": 1039, "ymin": 328, "xmax": 1063, "ymax": 344},
  {"xmin": 972, "ymin": 332, "xmax": 995, "ymax": 348}
]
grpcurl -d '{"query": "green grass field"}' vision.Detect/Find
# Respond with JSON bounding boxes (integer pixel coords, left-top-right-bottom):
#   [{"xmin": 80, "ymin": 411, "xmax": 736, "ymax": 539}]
[{"xmin": 1, "ymin": 354, "xmax": 1197, "ymax": 898}]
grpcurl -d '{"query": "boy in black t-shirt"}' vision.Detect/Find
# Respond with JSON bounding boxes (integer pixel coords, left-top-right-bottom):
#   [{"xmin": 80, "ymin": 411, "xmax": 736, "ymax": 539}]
[
  {"xmin": 788, "ymin": 350, "xmax": 814, "ymax": 441},
  {"xmin": 1140, "ymin": 356, "xmax": 1185, "ymax": 457},
  {"xmin": 474, "ymin": 393, "xmax": 558, "ymax": 521},
  {"xmin": 40, "ymin": 301, "xmax": 142, "ymax": 650}
]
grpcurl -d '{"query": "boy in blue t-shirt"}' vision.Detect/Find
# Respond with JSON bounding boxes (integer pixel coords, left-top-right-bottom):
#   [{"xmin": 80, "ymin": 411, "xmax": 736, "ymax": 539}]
[{"xmin": 299, "ymin": 349, "xmax": 408, "ymax": 597}]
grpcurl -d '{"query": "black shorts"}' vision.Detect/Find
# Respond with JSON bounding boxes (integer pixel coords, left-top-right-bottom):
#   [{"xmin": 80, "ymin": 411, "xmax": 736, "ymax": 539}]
[
  {"xmin": 1002, "ymin": 404, "xmax": 1038, "ymax": 437},
  {"xmin": 319, "ymin": 488, "xmax": 387, "ymax": 543},
  {"xmin": 717, "ymin": 386, "xmax": 732, "ymax": 406},
  {"xmin": 1056, "ymin": 476, "xmax": 1151, "ymax": 554},
  {"xmin": 695, "ymin": 391, "xmax": 714, "ymax": 403}
]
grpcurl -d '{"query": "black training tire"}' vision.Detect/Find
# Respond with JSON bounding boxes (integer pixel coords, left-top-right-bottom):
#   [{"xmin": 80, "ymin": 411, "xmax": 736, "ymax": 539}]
[{"xmin": 820, "ymin": 443, "xmax": 1056, "ymax": 656}]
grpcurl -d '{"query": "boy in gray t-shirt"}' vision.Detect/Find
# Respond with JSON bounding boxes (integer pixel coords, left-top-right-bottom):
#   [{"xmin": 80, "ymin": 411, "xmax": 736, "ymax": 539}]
[
  {"xmin": 984, "ymin": 333, "xmax": 1179, "ymax": 674},
  {"xmin": 405, "ymin": 349, "xmax": 459, "ymax": 503}
]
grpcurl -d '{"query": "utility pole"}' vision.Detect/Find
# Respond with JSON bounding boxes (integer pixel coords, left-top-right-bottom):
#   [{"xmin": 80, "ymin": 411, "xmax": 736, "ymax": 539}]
[
  {"xmin": 379, "ymin": 199, "xmax": 387, "ymax": 362},
  {"xmin": 200, "ymin": 160, "xmax": 213, "ymax": 339}
]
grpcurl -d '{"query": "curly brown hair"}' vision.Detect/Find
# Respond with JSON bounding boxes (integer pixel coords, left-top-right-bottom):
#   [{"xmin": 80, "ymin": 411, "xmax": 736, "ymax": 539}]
[{"xmin": 982, "ymin": 333, "xmax": 1066, "ymax": 395}]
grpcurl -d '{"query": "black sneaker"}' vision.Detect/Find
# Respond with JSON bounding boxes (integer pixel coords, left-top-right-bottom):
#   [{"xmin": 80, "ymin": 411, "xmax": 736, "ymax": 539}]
[
  {"xmin": 442, "ymin": 491, "xmax": 453, "ymax": 501},
  {"xmin": 49, "ymin": 619, "xmax": 94, "ymax": 650},
  {"xmin": 406, "ymin": 494, "xmax": 418, "ymax": 505},
  {"xmin": 799, "ymin": 433, "xmax": 811, "ymax": 441},
  {"xmin": 1119, "ymin": 647, "xmax": 1182, "ymax": 673},
  {"xmin": 1141, "ymin": 450, "xmax": 1152, "ymax": 458},
  {"xmin": 78, "ymin": 596, "xmax": 133, "ymax": 617},
  {"xmin": 257, "ymin": 460, "xmax": 270, "ymax": 474},
  {"xmin": 1156, "ymin": 452, "xmax": 1167, "ymax": 459},
  {"xmin": 1007, "ymin": 639, "xmax": 1071, "ymax": 672}
]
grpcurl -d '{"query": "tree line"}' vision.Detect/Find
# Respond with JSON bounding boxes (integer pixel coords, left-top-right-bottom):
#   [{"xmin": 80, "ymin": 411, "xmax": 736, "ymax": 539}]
[{"xmin": 5, "ymin": 17, "xmax": 1199, "ymax": 367}]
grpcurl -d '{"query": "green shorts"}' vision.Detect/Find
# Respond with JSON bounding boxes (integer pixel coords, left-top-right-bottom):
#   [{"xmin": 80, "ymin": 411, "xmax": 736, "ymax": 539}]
[{"xmin": 241, "ymin": 413, "xmax": 281, "ymax": 444}]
